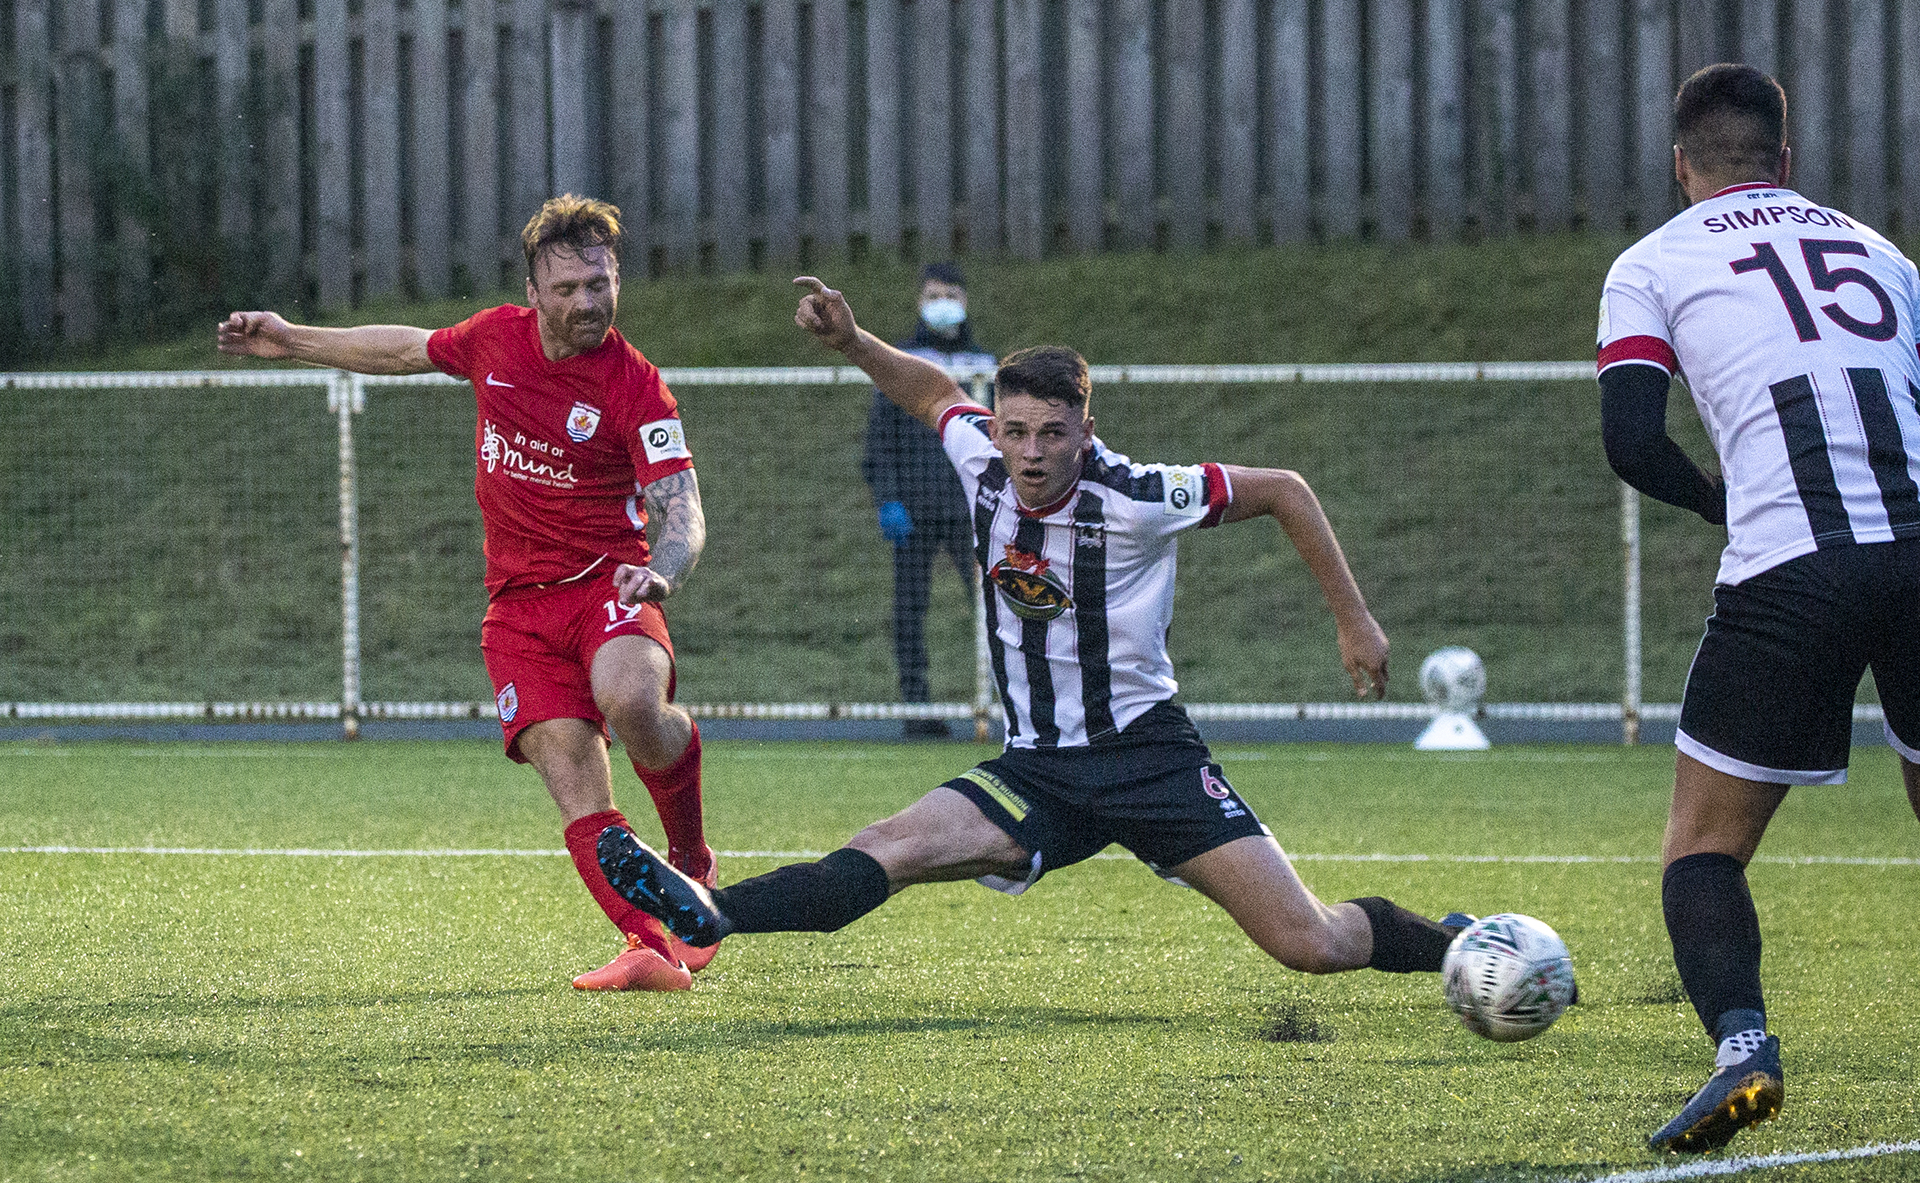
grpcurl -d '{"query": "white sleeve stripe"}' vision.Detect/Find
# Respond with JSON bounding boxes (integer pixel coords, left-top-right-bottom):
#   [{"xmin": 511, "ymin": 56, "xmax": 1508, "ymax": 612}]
[{"xmin": 1598, "ymin": 357, "xmax": 1675, "ymax": 377}]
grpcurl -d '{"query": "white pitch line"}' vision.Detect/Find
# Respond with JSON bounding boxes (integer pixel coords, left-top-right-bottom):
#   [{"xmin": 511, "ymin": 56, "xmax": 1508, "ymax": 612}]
[
  {"xmin": 1, "ymin": 847, "xmax": 1915, "ymax": 867},
  {"xmin": 0, "ymin": 845, "xmax": 574, "ymax": 858},
  {"xmin": 1567, "ymin": 1140, "xmax": 1920, "ymax": 1183}
]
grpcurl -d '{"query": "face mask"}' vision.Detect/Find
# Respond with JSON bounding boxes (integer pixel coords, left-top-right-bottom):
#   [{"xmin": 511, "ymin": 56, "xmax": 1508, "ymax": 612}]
[{"xmin": 920, "ymin": 297, "xmax": 966, "ymax": 332}]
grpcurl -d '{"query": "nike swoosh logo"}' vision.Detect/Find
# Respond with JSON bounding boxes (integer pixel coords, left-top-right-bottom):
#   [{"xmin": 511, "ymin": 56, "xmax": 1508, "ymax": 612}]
[{"xmin": 485, "ymin": 372, "xmax": 514, "ymax": 388}]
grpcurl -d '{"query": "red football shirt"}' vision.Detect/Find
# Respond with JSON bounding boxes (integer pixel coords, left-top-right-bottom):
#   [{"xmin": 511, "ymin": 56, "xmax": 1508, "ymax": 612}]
[{"xmin": 427, "ymin": 305, "xmax": 694, "ymax": 596}]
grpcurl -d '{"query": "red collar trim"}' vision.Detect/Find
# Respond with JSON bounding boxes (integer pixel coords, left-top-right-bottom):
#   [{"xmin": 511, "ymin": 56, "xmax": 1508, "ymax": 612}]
[
  {"xmin": 1015, "ymin": 482, "xmax": 1080, "ymax": 519},
  {"xmin": 1709, "ymin": 181, "xmax": 1785, "ymax": 199}
]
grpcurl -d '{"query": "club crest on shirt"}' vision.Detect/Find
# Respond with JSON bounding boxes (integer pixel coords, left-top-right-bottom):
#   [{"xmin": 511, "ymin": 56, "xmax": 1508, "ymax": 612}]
[
  {"xmin": 566, "ymin": 401, "xmax": 603, "ymax": 442},
  {"xmin": 496, "ymin": 682, "xmax": 519, "ymax": 723},
  {"xmin": 989, "ymin": 544, "xmax": 1072, "ymax": 621}
]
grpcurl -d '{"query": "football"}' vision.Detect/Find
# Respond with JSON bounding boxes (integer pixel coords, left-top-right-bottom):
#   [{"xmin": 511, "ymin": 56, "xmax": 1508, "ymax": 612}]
[
  {"xmin": 1419, "ymin": 646, "xmax": 1487, "ymax": 711},
  {"xmin": 1441, "ymin": 913, "xmax": 1575, "ymax": 1042}
]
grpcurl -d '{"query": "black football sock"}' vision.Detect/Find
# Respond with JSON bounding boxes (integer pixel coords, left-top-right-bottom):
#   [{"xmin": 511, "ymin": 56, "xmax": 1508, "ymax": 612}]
[
  {"xmin": 1348, "ymin": 896, "xmax": 1455, "ymax": 972},
  {"xmin": 710, "ymin": 848, "xmax": 892, "ymax": 935},
  {"xmin": 1662, "ymin": 852, "xmax": 1766, "ymax": 1040}
]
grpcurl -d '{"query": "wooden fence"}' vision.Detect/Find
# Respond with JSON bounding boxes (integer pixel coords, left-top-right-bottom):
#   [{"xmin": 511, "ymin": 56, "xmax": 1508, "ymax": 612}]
[{"xmin": 2, "ymin": 0, "xmax": 1917, "ymax": 345}]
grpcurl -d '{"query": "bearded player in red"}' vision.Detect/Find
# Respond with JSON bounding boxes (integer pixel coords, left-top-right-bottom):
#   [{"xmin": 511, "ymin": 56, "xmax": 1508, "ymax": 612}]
[{"xmin": 216, "ymin": 195, "xmax": 716, "ymax": 992}]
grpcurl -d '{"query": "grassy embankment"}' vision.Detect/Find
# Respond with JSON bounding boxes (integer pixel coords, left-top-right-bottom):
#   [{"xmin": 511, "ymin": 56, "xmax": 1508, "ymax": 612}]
[{"xmin": 3, "ymin": 235, "xmax": 1806, "ymax": 705}]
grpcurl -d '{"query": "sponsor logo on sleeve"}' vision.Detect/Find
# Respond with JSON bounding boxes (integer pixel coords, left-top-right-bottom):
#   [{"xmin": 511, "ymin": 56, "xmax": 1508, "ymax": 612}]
[
  {"xmin": 1162, "ymin": 467, "xmax": 1207, "ymax": 518},
  {"xmin": 988, "ymin": 544, "xmax": 1072, "ymax": 620},
  {"xmin": 496, "ymin": 682, "xmax": 519, "ymax": 723},
  {"xmin": 566, "ymin": 401, "xmax": 603, "ymax": 442},
  {"xmin": 640, "ymin": 418, "xmax": 692, "ymax": 464}
]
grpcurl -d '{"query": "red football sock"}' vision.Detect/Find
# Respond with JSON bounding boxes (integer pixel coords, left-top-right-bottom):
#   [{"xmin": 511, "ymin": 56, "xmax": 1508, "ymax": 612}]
[
  {"xmin": 634, "ymin": 722, "xmax": 711, "ymax": 879},
  {"xmin": 562, "ymin": 808, "xmax": 674, "ymax": 958}
]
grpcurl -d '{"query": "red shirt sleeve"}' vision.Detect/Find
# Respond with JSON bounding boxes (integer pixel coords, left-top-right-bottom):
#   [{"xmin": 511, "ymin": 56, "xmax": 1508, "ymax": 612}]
[
  {"xmin": 938, "ymin": 402, "xmax": 993, "ymax": 440},
  {"xmin": 426, "ymin": 306, "xmax": 506, "ymax": 379},
  {"xmin": 621, "ymin": 356, "xmax": 696, "ymax": 486}
]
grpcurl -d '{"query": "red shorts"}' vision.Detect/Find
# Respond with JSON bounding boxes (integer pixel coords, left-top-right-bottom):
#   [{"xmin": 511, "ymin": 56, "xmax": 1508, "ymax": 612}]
[{"xmin": 480, "ymin": 568, "xmax": 676, "ymax": 762}]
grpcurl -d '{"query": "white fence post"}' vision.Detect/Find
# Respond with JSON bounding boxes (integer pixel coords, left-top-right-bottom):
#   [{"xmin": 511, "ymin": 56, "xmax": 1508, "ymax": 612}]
[
  {"xmin": 1621, "ymin": 480, "xmax": 1642, "ymax": 745},
  {"xmin": 334, "ymin": 372, "xmax": 364, "ymax": 739}
]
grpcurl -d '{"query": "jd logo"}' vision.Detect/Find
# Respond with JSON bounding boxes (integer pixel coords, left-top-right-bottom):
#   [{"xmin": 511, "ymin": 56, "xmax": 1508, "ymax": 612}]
[{"xmin": 648, "ymin": 426, "xmax": 671, "ymax": 449}]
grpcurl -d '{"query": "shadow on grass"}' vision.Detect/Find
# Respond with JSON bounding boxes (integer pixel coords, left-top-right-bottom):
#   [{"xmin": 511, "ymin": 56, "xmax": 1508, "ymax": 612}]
[
  {"xmin": 0, "ymin": 983, "xmax": 554, "ymax": 1027},
  {"xmin": 3, "ymin": 998, "xmax": 1194, "ymax": 1075},
  {"xmin": 1257, "ymin": 998, "xmax": 1337, "ymax": 1043},
  {"xmin": 599, "ymin": 1004, "xmax": 1186, "ymax": 1053}
]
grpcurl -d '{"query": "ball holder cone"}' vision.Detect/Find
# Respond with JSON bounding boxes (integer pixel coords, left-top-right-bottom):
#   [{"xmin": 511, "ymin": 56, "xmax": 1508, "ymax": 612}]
[
  {"xmin": 1415, "ymin": 710, "xmax": 1490, "ymax": 750},
  {"xmin": 1416, "ymin": 647, "xmax": 1491, "ymax": 750}
]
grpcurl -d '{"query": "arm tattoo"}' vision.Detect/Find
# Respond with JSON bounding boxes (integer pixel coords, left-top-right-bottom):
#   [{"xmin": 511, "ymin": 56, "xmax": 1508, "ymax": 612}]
[{"xmin": 642, "ymin": 468, "xmax": 707, "ymax": 594}]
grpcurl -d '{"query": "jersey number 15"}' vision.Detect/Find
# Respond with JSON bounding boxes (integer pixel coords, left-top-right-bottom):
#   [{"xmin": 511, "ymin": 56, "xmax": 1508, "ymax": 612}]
[{"xmin": 1731, "ymin": 239, "xmax": 1899, "ymax": 344}]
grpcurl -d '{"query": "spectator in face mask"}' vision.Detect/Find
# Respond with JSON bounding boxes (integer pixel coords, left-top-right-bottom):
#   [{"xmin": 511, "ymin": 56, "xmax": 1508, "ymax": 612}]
[{"xmin": 860, "ymin": 263, "xmax": 999, "ymax": 738}]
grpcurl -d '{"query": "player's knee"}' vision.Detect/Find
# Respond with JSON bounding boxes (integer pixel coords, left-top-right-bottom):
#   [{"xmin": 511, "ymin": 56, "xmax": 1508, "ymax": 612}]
[
  {"xmin": 1258, "ymin": 920, "xmax": 1350, "ymax": 975},
  {"xmin": 596, "ymin": 685, "xmax": 667, "ymax": 725},
  {"xmin": 600, "ymin": 695, "xmax": 684, "ymax": 761},
  {"xmin": 1277, "ymin": 945, "xmax": 1345, "ymax": 976}
]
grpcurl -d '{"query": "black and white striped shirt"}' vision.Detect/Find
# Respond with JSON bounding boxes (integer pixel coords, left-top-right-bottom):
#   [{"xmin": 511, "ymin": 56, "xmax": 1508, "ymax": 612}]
[
  {"xmin": 939, "ymin": 404, "xmax": 1230, "ymax": 749},
  {"xmin": 1599, "ymin": 182, "xmax": 1920, "ymax": 585}
]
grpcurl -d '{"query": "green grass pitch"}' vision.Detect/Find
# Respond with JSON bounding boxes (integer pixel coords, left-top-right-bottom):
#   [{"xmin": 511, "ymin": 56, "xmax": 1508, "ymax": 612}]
[{"xmin": 3, "ymin": 739, "xmax": 1918, "ymax": 1182}]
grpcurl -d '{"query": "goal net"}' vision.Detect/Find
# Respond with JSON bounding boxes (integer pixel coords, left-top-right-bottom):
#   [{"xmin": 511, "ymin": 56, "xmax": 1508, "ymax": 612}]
[{"xmin": 1, "ymin": 364, "xmax": 1731, "ymax": 734}]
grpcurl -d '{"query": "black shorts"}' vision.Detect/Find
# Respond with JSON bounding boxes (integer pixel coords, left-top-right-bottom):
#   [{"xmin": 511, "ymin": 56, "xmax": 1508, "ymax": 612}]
[
  {"xmin": 1679, "ymin": 539, "xmax": 1920, "ymax": 783},
  {"xmin": 942, "ymin": 702, "xmax": 1271, "ymax": 893}
]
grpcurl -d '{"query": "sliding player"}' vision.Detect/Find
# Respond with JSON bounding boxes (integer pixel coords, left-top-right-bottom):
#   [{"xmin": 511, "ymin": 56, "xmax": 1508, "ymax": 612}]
[
  {"xmin": 598, "ymin": 276, "xmax": 1495, "ymax": 996},
  {"xmin": 217, "ymin": 195, "xmax": 718, "ymax": 992},
  {"xmin": 1599, "ymin": 64, "xmax": 1920, "ymax": 1152}
]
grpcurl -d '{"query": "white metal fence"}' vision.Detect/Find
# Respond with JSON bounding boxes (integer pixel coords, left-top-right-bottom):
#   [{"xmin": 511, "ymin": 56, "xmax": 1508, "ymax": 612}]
[{"xmin": 1, "ymin": 360, "xmax": 1759, "ymax": 742}]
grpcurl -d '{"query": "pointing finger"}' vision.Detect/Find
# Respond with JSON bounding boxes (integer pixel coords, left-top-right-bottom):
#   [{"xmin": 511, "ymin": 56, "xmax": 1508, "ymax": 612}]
[{"xmin": 792, "ymin": 276, "xmax": 831, "ymax": 298}]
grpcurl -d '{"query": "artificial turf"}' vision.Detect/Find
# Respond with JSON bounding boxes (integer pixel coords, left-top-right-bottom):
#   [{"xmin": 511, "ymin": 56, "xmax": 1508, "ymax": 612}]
[{"xmin": 2, "ymin": 739, "xmax": 1918, "ymax": 1182}]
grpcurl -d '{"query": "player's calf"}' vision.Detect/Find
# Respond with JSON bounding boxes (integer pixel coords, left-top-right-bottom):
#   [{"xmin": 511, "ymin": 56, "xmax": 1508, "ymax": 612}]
[{"xmin": 1348, "ymin": 896, "xmax": 1459, "ymax": 973}]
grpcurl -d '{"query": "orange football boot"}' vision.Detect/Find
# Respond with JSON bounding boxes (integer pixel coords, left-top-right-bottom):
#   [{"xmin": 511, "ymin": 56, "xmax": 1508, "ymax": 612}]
[{"xmin": 571, "ymin": 930, "xmax": 693, "ymax": 992}]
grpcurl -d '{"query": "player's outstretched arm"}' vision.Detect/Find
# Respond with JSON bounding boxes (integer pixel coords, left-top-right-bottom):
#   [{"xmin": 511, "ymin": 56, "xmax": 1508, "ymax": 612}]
[
  {"xmin": 1221, "ymin": 465, "xmax": 1388, "ymax": 700},
  {"xmin": 613, "ymin": 469, "xmax": 708, "ymax": 605},
  {"xmin": 792, "ymin": 276, "xmax": 967, "ymax": 430},
  {"xmin": 216, "ymin": 311, "xmax": 435, "ymax": 375}
]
